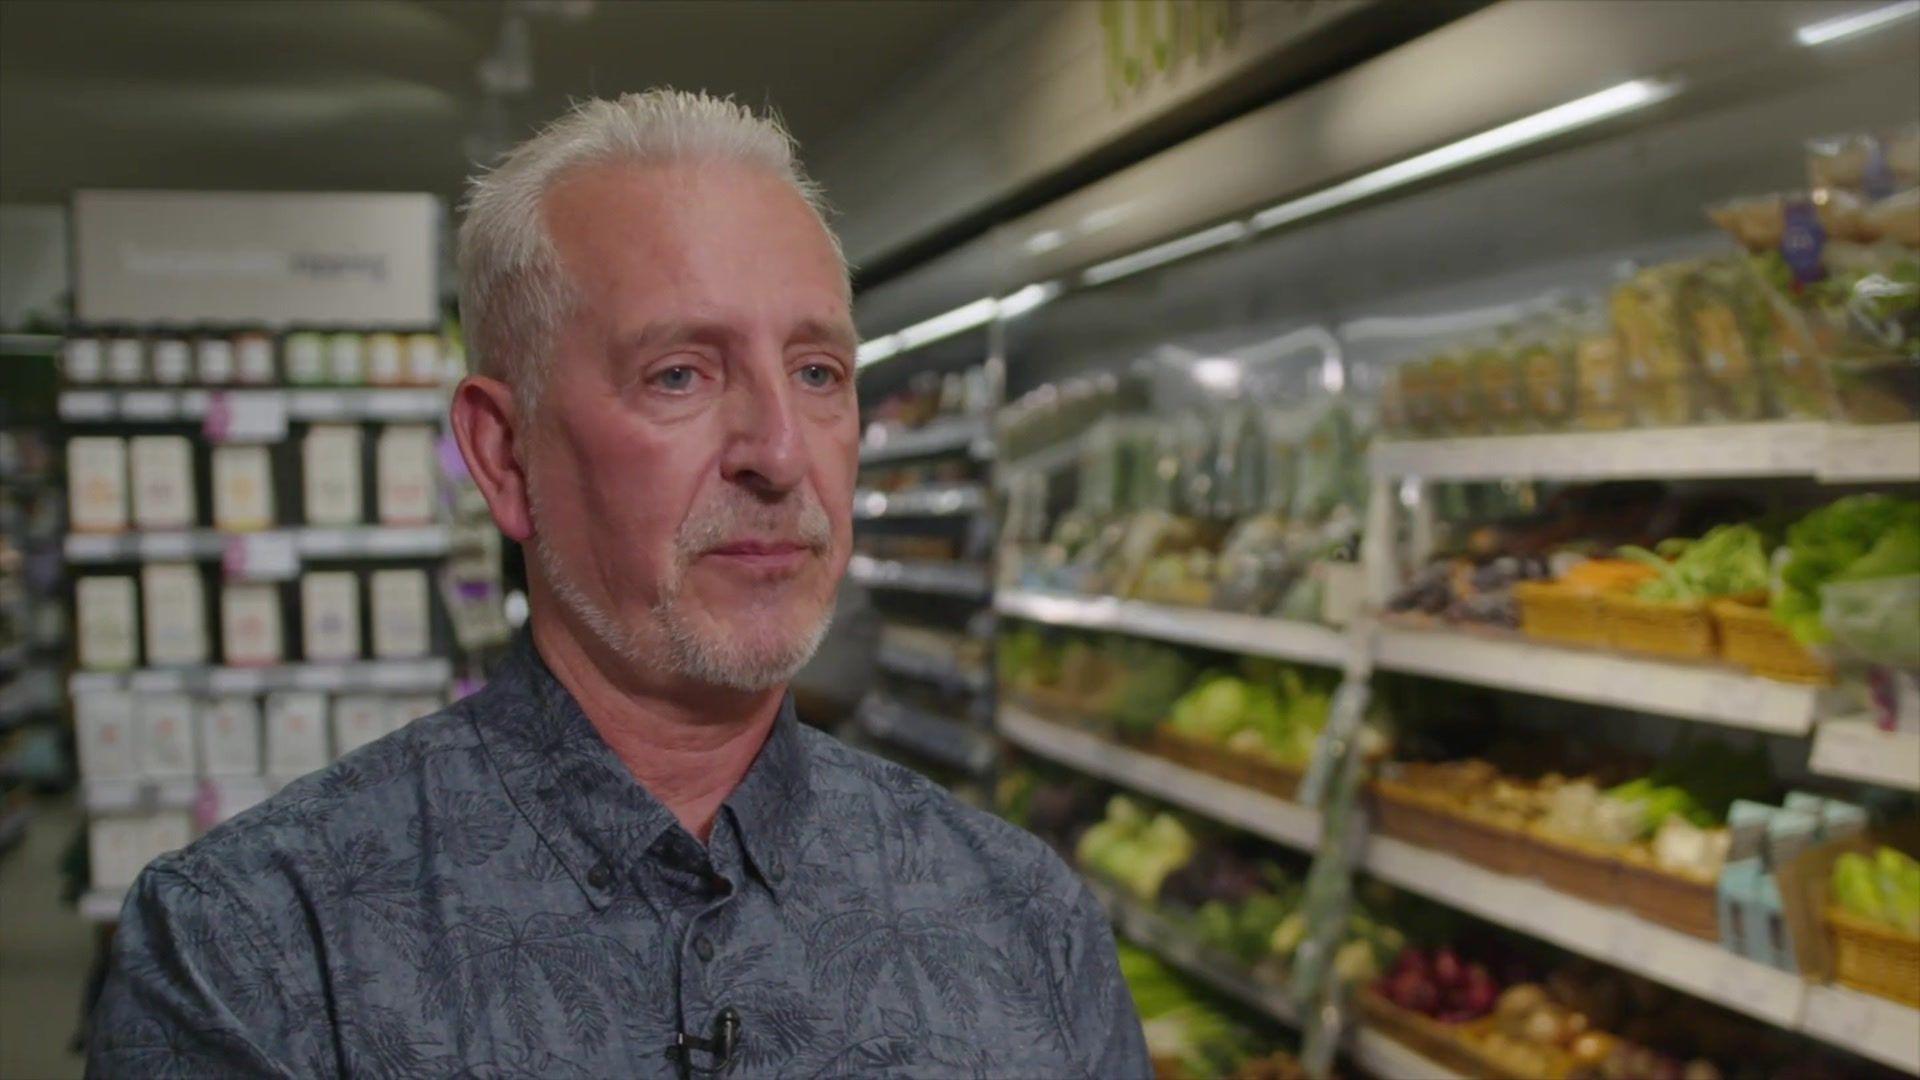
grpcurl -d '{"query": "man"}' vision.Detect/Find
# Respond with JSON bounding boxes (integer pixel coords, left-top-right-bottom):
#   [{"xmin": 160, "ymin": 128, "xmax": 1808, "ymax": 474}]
[{"xmin": 89, "ymin": 91, "xmax": 1150, "ymax": 1079}]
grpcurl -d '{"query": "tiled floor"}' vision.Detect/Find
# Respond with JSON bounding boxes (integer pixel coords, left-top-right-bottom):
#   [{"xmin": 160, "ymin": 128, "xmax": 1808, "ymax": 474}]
[{"xmin": 0, "ymin": 796, "xmax": 92, "ymax": 1080}]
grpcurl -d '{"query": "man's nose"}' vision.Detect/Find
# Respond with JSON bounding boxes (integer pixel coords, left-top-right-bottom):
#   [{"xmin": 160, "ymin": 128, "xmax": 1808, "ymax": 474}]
[{"xmin": 718, "ymin": 363, "xmax": 807, "ymax": 496}]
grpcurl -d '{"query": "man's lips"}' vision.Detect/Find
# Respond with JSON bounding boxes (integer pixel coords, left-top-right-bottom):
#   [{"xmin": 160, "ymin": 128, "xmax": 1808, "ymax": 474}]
[{"xmin": 699, "ymin": 539, "xmax": 817, "ymax": 573}]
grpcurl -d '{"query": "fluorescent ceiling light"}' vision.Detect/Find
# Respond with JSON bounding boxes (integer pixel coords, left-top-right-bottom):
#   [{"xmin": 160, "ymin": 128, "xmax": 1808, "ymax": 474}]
[
  {"xmin": 1190, "ymin": 357, "xmax": 1244, "ymax": 393},
  {"xmin": 1252, "ymin": 78, "xmax": 1677, "ymax": 234},
  {"xmin": 855, "ymin": 334, "xmax": 902, "ymax": 368},
  {"xmin": 1796, "ymin": 1, "xmax": 1919, "ymax": 45},
  {"xmin": 1023, "ymin": 229, "xmax": 1068, "ymax": 255},
  {"xmin": 1081, "ymin": 221, "xmax": 1249, "ymax": 286},
  {"xmin": 997, "ymin": 281, "xmax": 1062, "ymax": 320}
]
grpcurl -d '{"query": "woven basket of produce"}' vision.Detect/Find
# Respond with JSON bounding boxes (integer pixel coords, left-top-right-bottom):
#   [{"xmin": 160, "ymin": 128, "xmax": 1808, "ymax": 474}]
[
  {"xmin": 1514, "ymin": 581, "xmax": 1609, "ymax": 648},
  {"xmin": 1148, "ymin": 728, "xmax": 1303, "ymax": 800},
  {"xmin": 1442, "ymin": 806, "xmax": 1531, "ymax": 877},
  {"xmin": 1617, "ymin": 850, "xmax": 1720, "ymax": 940},
  {"xmin": 1520, "ymin": 827, "xmax": 1625, "ymax": 906},
  {"xmin": 1827, "ymin": 907, "xmax": 1920, "ymax": 1007},
  {"xmin": 1709, "ymin": 598, "xmax": 1832, "ymax": 684},
  {"xmin": 1370, "ymin": 780, "xmax": 1460, "ymax": 852},
  {"xmin": 1599, "ymin": 593, "xmax": 1716, "ymax": 661}
]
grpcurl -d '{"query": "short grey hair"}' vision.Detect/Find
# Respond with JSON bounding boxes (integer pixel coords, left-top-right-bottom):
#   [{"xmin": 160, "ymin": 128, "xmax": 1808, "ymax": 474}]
[{"xmin": 457, "ymin": 90, "xmax": 842, "ymax": 407}]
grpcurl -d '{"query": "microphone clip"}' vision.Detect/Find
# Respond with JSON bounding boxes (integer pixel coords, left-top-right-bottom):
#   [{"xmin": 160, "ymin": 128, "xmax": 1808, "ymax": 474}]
[{"xmin": 672, "ymin": 1006, "xmax": 742, "ymax": 1076}]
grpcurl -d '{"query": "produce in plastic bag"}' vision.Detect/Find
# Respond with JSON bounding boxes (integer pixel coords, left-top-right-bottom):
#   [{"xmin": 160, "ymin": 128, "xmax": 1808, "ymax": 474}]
[
  {"xmin": 1612, "ymin": 266, "xmax": 1697, "ymax": 426},
  {"xmin": 1820, "ymin": 575, "xmax": 1920, "ymax": 670},
  {"xmin": 1678, "ymin": 261, "xmax": 1769, "ymax": 421},
  {"xmin": 1774, "ymin": 494, "xmax": 1920, "ymax": 646}
]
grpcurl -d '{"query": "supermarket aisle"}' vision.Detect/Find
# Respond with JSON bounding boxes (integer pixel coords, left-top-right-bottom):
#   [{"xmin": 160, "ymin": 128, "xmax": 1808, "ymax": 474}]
[{"xmin": 0, "ymin": 796, "xmax": 91, "ymax": 1080}]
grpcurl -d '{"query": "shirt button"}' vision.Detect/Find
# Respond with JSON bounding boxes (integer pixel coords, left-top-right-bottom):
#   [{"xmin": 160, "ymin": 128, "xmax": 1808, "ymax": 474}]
[
  {"xmin": 587, "ymin": 863, "xmax": 612, "ymax": 890},
  {"xmin": 694, "ymin": 935, "xmax": 715, "ymax": 962},
  {"xmin": 766, "ymin": 858, "xmax": 785, "ymax": 883},
  {"xmin": 708, "ymin": 874, "xmax": 732, "ymax": 896}
]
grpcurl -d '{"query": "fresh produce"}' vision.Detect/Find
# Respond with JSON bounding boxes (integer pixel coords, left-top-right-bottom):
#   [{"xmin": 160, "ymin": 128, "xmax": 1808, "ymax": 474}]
[
  {"xmin": 1375, "ymin": 945, "xmax": 1504, "ymax": 1023},
  {"xmin": 1076, "ymin": 796, "xmax": 1198, "ymax": 902},
  {"xmin": 1832, "ymin": 846, "xmax": 1920, "ymax": 935},
  {"xmin": 1617, "ymin": 524, "xmax": 1770, "ymax": 603},
  {"xmin": 1775, "ymin": 495, "xmax": 1920, "ymax": 645},
  {"xmin": 1165, "ymin": 663, "xmax": 1332, "ymax": 767},
  {"xmin": 1111, "ymin": 638, "xmax": 1199, "ymax": 734}
]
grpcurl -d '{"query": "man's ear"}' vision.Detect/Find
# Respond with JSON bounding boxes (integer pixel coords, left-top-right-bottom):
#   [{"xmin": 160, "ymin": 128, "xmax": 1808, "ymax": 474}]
[{"xmin": 449, "ymin": 375, "xmax": 534, "ymax": 543}]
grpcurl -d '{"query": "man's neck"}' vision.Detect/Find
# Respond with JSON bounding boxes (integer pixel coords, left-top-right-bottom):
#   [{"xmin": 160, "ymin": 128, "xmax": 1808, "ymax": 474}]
[{"xmin": 530, "ymin": 614, "xmax": 785, "ymax": 843}]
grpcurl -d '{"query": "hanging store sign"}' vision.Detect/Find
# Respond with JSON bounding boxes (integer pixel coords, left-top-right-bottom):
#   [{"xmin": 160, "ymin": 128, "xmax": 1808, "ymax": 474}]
[{"xmin": 72, "ymin": 190, "xmax": 440, "ymax": 328}]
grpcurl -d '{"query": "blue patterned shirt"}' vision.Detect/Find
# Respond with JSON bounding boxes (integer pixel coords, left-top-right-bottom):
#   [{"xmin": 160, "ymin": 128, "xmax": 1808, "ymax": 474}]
[{"xmin": 89, "ymin": 635, "xmax": 1149, "ymax": 1078}]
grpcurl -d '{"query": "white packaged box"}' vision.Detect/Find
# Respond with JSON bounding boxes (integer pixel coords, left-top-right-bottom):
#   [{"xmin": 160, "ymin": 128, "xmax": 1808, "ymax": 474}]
[
  {"xmin": 89, "ymin": 817, "xmax": 153, "ymax": 891},
  {"xmin": 376, "ymin": 425, "xmax": 437, "ymax": 525},
  {"xmin": 147, "ymin": 812, "xmax": 193, "ymax": 862},
  {"xmin": 386, "ymin": 693, "xmax": 443, "ymax": 736},
  {"xmin": 327, "ymin": 332, "xmax": 364, "ymax": 385},
  {"xmin": 140, "ymin": 564, "xmax": 208, "ymax": 667},
  {"xmin": 302, "ymin": 424, "xmax": 363, "ymax": 525},
  {"xmin": 67, "ymin": 436, "xmax": 128, "ymax": 533},
  {"xmin": 196, "ymin": 336, "xmax": 236, "ymax": 384},
  {"xmin": 129, "ymin": 435, "xmax": 197, "ymax": 530},
  {"xmin": 265, "ymin": 691, "xmax": 331, "ymax": 777},
  {"xmin": 75, "ymin": 691, "xmax": 139, "ymax": 780},
  {"xmin": 212, "ymin": 445, "xmax": 275, "ymax": 532},
  {"xmin": 365, "ymin": 333, "xmax": 404, "ymax": 385},
  {"xmin": 199, "ymin": 697, "xmax": 261, "ymax": 776},
  {"xmin": 76, "ymin": 576, "xmax": 139, "ymax": 671},
  {"xmin": 331, "ymin": 695, "xmax": 388, "ymax": 758},
  {"xmin": 221, "ymin": 584, "xmax": 283, "ymax": 667},
  {"xmin": 136, "ymin": 694, "xmax": 198, "ymax": 779},
  {"xmin": 370, "ymin": 568, "xmax": 430, "ymax": 659},
  {"xmin": 300, "ymin": 571, "xmax": 360, "ymax": 662},
  {"xmin": 404, "ymin": 333, "xmax": 441, "ymax": 386}
]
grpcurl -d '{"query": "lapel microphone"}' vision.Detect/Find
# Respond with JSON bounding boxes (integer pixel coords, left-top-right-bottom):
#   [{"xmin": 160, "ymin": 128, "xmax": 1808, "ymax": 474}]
[{"xmin": 672, "ymin": 1006, "xmax": 742, "ymax": 1076}]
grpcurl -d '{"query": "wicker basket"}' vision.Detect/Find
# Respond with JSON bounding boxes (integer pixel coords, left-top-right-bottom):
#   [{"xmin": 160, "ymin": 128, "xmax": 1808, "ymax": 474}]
[
  {"xmin": 1600, "ymin": 593, "xmax": 1717, "ymax": 661},
  {"xmin": 1827, "ymin": 906, "xmax": 1920, "ymax": 1007},
  {"xmin": 1444, "ymin": 806, "xmax": 1531, "ymax": 876},
  {"xmin": 1147, "ymin": 728, "xmax": 1303, "ymax": 801},
  {"xmin": 1371, "ymin": 780, "xmax": 1461, "ymax": 852},
  {"xmin": 1710, "ymin": 598, "xmax": 1833, "ymax": 684},
  {"xmin": 1521, "ymin": 827, "xmax": 1625, "ymax": 905},
  {"xmin": 1514, "ymin": 581, "xmax": 1610, "ymax": 648},
  {"xmin": 1618, "ymin": 851, "xmax": 1720, "ymax": 940}
]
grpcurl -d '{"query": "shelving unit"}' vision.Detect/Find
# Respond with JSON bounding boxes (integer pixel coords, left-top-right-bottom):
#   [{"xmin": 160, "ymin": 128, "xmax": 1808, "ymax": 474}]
[
  {"xmin": 69, "ymin": 658, "xmax": 452, "ymax": 696},
  {"xmin": 1808, "ymin": 719, "xmax": 1920, "ymax": 793},
  {"xmin": 997, "ymin": 590, "xmax": 1350, "ymax": 669},
  {"xmin": 875, "ymin": 643, "xmax": 989, "ymax": 695},
  {"xmin": 857, "ymin": 415, "xmax": 989, "ymax": 465},
  {"xmin": 857, "ymin": 693, "xmax": 996, "ymax": 776},
  {"xmin": 853, "ymin": 482, "xmax": 986, "ymax": 520},
  {"xmin": 847, "ymin": 555, "xmax": 992, "ymax": 599},
  {"xmin": 64, "ymin": 525, "xmax": 450, "ymax": 564},
  {"xmin": 58, "ymin": 386, "xmax": 446, "ymax": 423}
]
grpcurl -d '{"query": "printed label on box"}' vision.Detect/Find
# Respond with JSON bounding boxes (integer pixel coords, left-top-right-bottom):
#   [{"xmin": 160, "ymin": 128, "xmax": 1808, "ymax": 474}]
[
  {"xmin": 212, "ymin": 445, "xmax": 276, "ymax": 532},
  {"xmin": 199, "ymin": 697, "xmax": 262, "ymax": 776},
  {"xmin": 302, "ymin": 424, "xmax": 363, "ymax": 525},
  {"xmin": 266, "ymin": 691, "xmax": 331, "ymax": 776},
  {"xmin": 76, "ymin": 576, "xmax": 139, "ymax": 671},
  {"xmin": 371, "ymin": 568, "xmax": 430, "ymax": 659},
  {"xmin": 301, "ymin": 571, "xmax": 361, "ymax": 662},
  {"xmin": 130, "ymin": 435, "xmax": 197, "ymax": 530},
  {"xmin": 75, "ymin": 691, "xmax": 139, "ymax": 779},
  {"xmin": 137, "ymin": 694, "xmax": 198, "ymax": 779},
  {"xmin": 140, "ymin": 563, "xmax": 208, "ymax": 666},
  {"xmin": 331, "ymin": 695, "xmax": 388, "ymax": 758},
  {"xmin": 377, "ymin": 425, "xmax": 437, "ymax": 525},
  {"xmin": 221, "ymin": 584, "xmax": 284, "ymax": 667},
  {"xmin": 68, "ymin": 437, "xmax": 128, "ymax": 533}
]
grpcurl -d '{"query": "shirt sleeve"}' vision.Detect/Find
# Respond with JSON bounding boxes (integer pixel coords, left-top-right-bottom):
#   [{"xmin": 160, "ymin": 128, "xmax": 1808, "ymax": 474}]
[
  {"xmin": 1064, "ymin": 882, "xmax": 1153, "ymax": 1080},
  {"xmin": 87, "ymin": 859, "xmax": 333, "ymax": 1079}
]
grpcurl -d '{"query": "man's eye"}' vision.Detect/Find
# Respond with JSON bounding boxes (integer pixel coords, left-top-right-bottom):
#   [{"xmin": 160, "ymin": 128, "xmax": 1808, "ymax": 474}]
[
  {"xmin": 651, "ymin": 366, "xmax": 697, "ymax": 392},
  {"xmin": 797, "ymin": 363, "xmax": 841, "ymax": 390}
]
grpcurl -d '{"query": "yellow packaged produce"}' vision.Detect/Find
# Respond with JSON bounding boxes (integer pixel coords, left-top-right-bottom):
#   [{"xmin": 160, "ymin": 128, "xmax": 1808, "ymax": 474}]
[
  {"xmin": 1398, "ymin": 359, "xmax": 1439, "ymax": 437},
  {"xmin": 1520, "ymin": 334, "xmax": 1576, "ymax": 431},
  {"xmin": 1573, "ymin": 333, "xmax": 1632, "ymax": 431},
  {"xmin": 1428, "ymin": 349, "xmax": 1479, "ymax": 435},
  {"xmin": 1472, "ymin": 339, "xmax": 1528, "ymax": 434},
  {"xmin": 1612, "ymin": 267, "xmax": 1697, "ymax": 426},
  {"xmin": 1679, "ymin": 262, "xmax": 1769, "ymax": 422}
]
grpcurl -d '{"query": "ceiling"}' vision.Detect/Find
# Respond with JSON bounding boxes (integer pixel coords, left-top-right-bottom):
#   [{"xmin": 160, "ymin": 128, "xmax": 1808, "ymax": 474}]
[{"xmin": 0, "ymin": 0, "xmax": 989, "ymax": 206}]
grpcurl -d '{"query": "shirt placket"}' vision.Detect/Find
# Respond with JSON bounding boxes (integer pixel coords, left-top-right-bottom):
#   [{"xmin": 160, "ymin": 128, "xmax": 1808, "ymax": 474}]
[{"xmin": 650, "ymin": 826, "xmax": 744, "ymax": 1078}]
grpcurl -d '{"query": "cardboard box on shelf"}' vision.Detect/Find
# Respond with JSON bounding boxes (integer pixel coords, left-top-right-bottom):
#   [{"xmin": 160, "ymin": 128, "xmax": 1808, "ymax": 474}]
[
  {"xmin": 386, "ymin": 693, "xmax": 443, "ymax": 736},
  {"xmin": 74, "ymin": 691, "xmax": 138, "ymax": 780},
  {"xmin": 135, "ymin": 694, "xmax": 198, "ymax": 779},
  {"xmin": 212, "ymin": 445, "xmax": 276, "ymax": 532},
  {"xmin": 331, "ymin": 695, "xmax": 388, "ymax": 757},
  {"xmin": 140, "ymin": 563, "xmax": 208, "ymax": 667},
  {"xmin": 129, "ymin": 435, "xmax": 196, "ymax": 531},
  {"xmin": 302, "ymin": 424, "xmax": 363, "ymax": 525},
  {"xmin": 376, "ymin": 425, "xmax": 438, "ymax": 525},
  {"xmin": 265, "ymin": 691, "xmax": 330, "ymax": 777},
  {"xmin": 370, "ymin": 568, "xmax": 430, "ymax": 659},
  {"xmin": 76, "ymin": 575, "xmax": 139, "ymax": 671},
  {"xmin": 300, "ymin": 571, "xmax": 360, "ymax": 662},
  {"xmin": 88, "ymin": 817, "xmax": 151, "ymax": 892},
  {"xmin": 67, "ymin": 436, "xmax": 128, "ymax": 533},
  {"xmin": 199, "ymin": 697, "xmax": 262, "ymax": 776},
  {"xmin": 221, "ymin": 583, "xmax": 284, "ymax": 667}
]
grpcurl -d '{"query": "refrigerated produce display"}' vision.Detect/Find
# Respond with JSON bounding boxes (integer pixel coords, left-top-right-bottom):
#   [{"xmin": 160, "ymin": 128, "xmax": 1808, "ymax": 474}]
[{"xmin": 850, "ymin": 5, "xmax": 1920, "ymax": 1076}]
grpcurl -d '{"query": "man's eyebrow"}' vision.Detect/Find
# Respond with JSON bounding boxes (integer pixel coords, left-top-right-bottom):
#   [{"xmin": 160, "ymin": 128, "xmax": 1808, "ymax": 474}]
[
  {"xmin": 791, "ymin": 318, "xmax": 859, "ymax": 353},
  {"xmin": 612, "ymin": 321, "xmax": 736, "ymax": 354}
]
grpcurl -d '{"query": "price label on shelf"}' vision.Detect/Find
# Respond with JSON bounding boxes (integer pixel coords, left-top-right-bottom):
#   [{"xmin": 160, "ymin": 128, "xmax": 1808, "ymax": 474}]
[
  {"xmin": 60, "ymin": 391, "xmax": 114, "ymax": 421},
  {"xmin": 209, "ymin": 667, "xmax": 268, "ymax": 694},
  {"xmin": 1703, "ymin": 953, "xmax": 1801, "ymax": 1025},
  {"xmin": 295, "ymin": 666, "xmax": 349, "ymax": 691},
  {"xmin": 121, "ymin": 391, "xmax": 174, "ymax": 420},
  {"xmin": 223, "ymin": 532, "xmax": 298, "ymax": 582},
  {"xmin": 1803, "ymin": 986, "xmax": 1879, "ymax": 1047},
  {"xmin": 204, "ymin": 390, "xmax": 288, "ymax": 443},
  {"xmin": 138, "ymin": 532, "xmax": 195, "ymax": 561}
]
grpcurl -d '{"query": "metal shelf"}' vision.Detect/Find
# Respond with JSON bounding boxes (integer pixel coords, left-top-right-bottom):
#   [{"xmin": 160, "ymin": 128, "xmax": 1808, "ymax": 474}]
[
  {"xmin": 847, "ymin": 556, "xmax": 991, "ymax": 600},
  {"xmin": 853, "ymin": 483, "xmax": 986, "ymax": 520},
  {"xmin": 1371, "ymin": 422, "xmax": 1920, "ymax": 484},
  {"xmin": 65, "ymin": 525, "xmax": 450, "ymax": 564},
  {"xmin": 69, "ymin": 657, "xmax": 452, "ymax": 697},
  {"xmin": 997, "ymin": 589, "xmax": 1350, "ymax": 669},
  {"xmin": 857, "ymin": 416, "xmax": 990, "ymax": 465},
  {"xmin": 1808, "ymin": 719, "xmax": 1920, "ymax": 792},
  {"xmin": 58, "ymin": 387, "xmax": 445, "ymax": 423},
  {"xmin": 858, "ymin": 695, "xmax": 996, "ymax": 776},
  {"xmin": 875, "ymin": 643, "xmax": 990, "ymax": 696}
]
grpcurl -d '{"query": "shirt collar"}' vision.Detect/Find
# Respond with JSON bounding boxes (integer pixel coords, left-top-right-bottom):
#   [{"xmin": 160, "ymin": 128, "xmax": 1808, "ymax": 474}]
[{"xmin": 468, "ymin": 632, "xmax": 813, "ymax": 909}]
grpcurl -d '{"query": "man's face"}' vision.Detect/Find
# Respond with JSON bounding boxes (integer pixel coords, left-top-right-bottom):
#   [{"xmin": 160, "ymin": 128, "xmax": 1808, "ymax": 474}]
[{"xmin": 525, "ymin": 161, "xmax": 857, "ymax": 693}]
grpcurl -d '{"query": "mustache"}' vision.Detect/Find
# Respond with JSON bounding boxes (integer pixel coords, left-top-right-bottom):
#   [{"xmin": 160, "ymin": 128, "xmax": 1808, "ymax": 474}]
[{"xmin": 676, "ymin": 489, "xmax": 833, "ymax": 558}]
